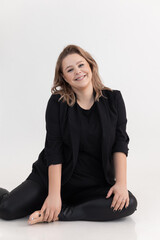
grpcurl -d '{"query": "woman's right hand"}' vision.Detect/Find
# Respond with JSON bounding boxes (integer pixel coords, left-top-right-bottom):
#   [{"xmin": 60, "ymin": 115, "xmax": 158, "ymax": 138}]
[{"xmin": 40, "ymin": 194, "xmax": 62, "ymax": 223}]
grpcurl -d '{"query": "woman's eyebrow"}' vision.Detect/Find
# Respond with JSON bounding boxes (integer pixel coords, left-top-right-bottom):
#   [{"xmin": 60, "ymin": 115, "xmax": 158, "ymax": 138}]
[{"xmin": 65, "ymin": 61, "xmax": 84, "ymax": 70}]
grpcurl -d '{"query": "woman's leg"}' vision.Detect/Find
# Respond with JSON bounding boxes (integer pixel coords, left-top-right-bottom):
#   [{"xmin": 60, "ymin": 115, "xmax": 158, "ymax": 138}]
[
  {"xmin": 59, "ymin": 185, "xmax": 138, "ymax": 221},
  {"xmin": 0, "ymin": 179, "xmax": 47, "ymax": 220}
]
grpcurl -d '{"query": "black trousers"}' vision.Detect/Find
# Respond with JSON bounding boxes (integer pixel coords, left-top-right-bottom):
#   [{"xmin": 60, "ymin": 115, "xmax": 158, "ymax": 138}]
[{"xmin": 0, "ymin": 179, "xmax": 137, "ymax": 221}]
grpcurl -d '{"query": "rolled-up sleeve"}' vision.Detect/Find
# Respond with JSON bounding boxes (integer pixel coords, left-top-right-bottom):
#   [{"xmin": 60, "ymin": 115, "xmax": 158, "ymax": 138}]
[
  {"xmin": 44, "ymin": 95, "xmax": 63, "ymax": 167},
  {"xmin": 111, "ymin": 90, "xmax": 130, "ymax": 157}
]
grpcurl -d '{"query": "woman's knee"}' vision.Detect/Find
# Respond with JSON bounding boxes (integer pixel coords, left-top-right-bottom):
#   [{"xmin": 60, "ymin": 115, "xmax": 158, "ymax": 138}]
[
  {"xmin": 128, "ymin": 190, "xmax": 138, "ymax": 214},
  {"xmin": 0, "ymin": 198, "xmax": 17, "ymax": 220}
]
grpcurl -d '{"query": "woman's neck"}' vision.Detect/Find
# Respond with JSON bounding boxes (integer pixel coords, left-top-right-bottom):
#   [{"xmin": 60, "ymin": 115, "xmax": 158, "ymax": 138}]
[{"xmin": 74, "ymin": 86, "xmax": 95, "ymax": 105}]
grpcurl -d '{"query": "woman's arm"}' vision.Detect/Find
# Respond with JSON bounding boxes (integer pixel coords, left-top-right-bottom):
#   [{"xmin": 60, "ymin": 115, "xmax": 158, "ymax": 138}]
[
  {"xmin": 106, "ymin": 91, "xmax": 129, "ymax": 210},
  {"xmin": 111, "ymin": 90, "xmax": 129, "ymax": 187},
  {"xmin": 113, "ymin": 152, "xmax": 127, "ymax": 187},
  {"xmin": 106, "ymin": 152, "xmax": 129, "ymax": 211},
  {"xmin": 48, "ymin": 164, "xmax": 62, "ymax": 196},
  {"xmin": 38, "ymin": 164, "xmax": 62, "ymax": 223}
]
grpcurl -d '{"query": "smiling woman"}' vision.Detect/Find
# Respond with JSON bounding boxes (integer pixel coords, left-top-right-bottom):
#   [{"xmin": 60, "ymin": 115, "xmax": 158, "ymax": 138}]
[
  {"xmin": 61, "ymin": 53, "xmax": 94, "ymax": 107},
  {"xmin": 51, "ymin": 44, "xmax": 112, "ymax": 107},
  {"xmin": 62, "ymin": 55, "xmax": 92, "ymax": 84},
  {"xmin": 0, "ymin": 44, "xmax": 137, "ymax": 224}
]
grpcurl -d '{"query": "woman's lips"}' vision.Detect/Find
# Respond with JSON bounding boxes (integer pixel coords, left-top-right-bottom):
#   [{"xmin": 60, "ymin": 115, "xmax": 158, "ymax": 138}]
[{"xmin": 75, "ymin": 75, "xmax": 86, "ymax": 81}]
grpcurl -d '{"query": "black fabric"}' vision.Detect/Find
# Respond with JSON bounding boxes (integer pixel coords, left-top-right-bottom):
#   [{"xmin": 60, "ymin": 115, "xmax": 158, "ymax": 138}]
[
  {"xmin": 66, "ymin": 101, "xmax": 107, "ymax": 188},
  {"xmin": 26, "ymin": 89, "xmax": 130, "ymax": 189},
  {"xmin": 59, "ymin": 189, "xmax": 137, "ymax": 222},
  {"xmin": 0, "ymin": 180, "xmax": 47, "ymax": 220},
  {"xmin": 0, "ymin": 180, "xmax": 137, "ymax": 221}
]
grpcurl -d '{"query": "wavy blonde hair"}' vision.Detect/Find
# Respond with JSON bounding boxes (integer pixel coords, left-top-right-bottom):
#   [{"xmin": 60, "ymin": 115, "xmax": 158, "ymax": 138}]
[{"xmin": 51, "ymin": 44, "xmax": 113, "ymax": 106}]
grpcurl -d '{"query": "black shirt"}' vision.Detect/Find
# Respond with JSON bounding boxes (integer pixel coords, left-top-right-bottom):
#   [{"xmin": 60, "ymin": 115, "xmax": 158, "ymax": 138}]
[
  {"xmin": 66, "ymin": 101, "xmax": 107, "ymax": 188},
  {"xmin": 26, "ymin": 99, "xmax": 107, "ymax": 190}
]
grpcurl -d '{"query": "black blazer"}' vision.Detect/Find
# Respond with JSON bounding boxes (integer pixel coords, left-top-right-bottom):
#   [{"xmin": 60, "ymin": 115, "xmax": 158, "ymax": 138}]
[{"xmin": 27, "ymin": 89, "xmax": 129, "ymax": 188}]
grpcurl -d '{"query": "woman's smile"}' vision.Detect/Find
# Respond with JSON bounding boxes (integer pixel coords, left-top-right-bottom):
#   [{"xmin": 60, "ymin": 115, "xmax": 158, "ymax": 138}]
[{"xmin": 75, "ymin": 74, "xmax": 86, "ymax": 81}]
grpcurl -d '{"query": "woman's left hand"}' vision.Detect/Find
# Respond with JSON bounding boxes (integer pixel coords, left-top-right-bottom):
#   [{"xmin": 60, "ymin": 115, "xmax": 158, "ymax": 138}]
[{"xmin": 106, "ymin": 183, "xmax": 129, "ymax": 211}]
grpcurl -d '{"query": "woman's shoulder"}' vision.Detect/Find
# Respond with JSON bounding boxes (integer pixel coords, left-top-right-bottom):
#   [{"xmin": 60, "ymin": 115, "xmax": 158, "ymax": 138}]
[
  {"xmin": 102, "ymin": 88, "xmax": 121, "ymax": 100},
  {"xmin": 47, "ymin": 93, "xmax": 62, "ymax": 104}
]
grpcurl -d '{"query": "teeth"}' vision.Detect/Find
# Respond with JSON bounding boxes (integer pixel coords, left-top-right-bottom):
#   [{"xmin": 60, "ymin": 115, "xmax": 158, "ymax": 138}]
[{"xmin": 75, "ymin": 75, "xmax": 85, "ymax": 81}]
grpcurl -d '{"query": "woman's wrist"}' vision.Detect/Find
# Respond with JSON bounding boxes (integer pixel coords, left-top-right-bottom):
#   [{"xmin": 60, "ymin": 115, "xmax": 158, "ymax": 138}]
[
  {"xmin": 115, "ymin": 180, "xmax": 127, "ymax": 188},
  {"xmin": 48, "ymin": 191, "xmax": 61, "ymax": 197}
]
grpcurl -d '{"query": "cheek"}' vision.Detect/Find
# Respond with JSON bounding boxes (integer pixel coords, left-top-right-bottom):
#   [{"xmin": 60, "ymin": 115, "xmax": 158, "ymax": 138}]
[
  {"xmin": 88, "ymin": 69, "xmax": 92, "ymax": 77},
  {"xmin": 84, "ymin": 67, "xmax": 91, "ymax": 74},
  {"xmin": 67, "ymin": 75, "xmax": 74, "ymax": 82},
  {"xmin": 86, "ymin": 66, "xmax": 92, "ymax": 75}
]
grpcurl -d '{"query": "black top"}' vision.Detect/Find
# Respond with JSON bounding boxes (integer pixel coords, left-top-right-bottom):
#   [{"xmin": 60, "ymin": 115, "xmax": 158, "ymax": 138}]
[{"xmin": 66, "ymin": 101, "xmax": 107, "ymax": 188}]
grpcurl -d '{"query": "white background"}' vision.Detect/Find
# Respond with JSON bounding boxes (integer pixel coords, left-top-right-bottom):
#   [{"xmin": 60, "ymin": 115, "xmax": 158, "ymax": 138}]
[{"xmin": 0, "ymin": 0, "xmax": 160, "ymax": 239}]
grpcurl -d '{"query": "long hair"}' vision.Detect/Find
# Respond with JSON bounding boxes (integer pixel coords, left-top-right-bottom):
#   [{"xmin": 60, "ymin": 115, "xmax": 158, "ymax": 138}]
[{"xmin": 51, "ymin": 44, "xmax": 113, "ymax": 106}]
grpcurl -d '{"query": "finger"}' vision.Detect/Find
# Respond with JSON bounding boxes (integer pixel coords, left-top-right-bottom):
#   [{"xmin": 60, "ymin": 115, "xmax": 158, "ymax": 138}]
[
  {"xmin": 110, "ymin": 195, "xmax": 119, "ymax": 208},
  {"xmin": 125, "ymin": 197, "xmax": 130, "ymax": 208},
  {"xmin": 40, "ymin": 205, "xmax": 46, "ymax": 215},
  {"xmin": 55, "ymin": 216, "xmax": 59, "ymax": 221},
  {"xmin": 113, "ymin": 196, "xmax": 123, "ymax": 211},
  {"xmin": 106, "ymin": 188, "xmax": 113, "ymax": 198},
  {"xmin": 117, "ymin": 198, "xmax": 126, "ymax": 211},
  {"xmin": 47, "ymin": 212, "xmax": 54, "ymax": 223},
  {"xmin": 53, "ymin": 211, "xmax": 59, "ymax": 222},
  {"xmin": 40, "ymin": 209, "xmax": 46, "ymax": 220},
  {"xmin": 43, "ymin": 209, "xmax": 50, "ymax": 222}
]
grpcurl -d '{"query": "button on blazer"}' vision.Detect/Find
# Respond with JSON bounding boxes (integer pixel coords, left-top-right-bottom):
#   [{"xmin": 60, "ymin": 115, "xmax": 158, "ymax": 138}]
[{"xmin": 27, "ymin": 89, "xmax": 130, "ymax": 188}]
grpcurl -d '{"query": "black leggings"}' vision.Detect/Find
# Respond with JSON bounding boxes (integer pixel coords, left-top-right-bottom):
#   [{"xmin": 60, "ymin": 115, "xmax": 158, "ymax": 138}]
[{"xmin": 0, "ymin": 179, "xmax": 137, "ymax": 221}]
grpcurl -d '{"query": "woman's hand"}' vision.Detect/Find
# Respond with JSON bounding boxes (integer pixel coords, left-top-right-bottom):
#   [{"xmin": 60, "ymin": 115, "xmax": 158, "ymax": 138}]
[
  {"xmin": 106, "ymin": 183, "xmax": 129, "ymax": 211},
  {"xmin": 28, "ymin": 194, "xmax": 62, "ymax": 225},
  {"xmin": 40, "ymin": 194, "xmax": 62, "ymax": 222}
]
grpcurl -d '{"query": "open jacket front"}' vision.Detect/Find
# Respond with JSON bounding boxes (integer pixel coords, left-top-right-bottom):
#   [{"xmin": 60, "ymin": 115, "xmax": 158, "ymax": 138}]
[{"xmin": 26, "ymin": 89, "xmax": 130, "ymax": 189}]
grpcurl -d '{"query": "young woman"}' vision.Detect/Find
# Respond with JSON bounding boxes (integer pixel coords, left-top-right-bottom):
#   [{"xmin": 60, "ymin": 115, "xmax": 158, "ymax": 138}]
[{"xmin": 0, "ymin": 44, "xmax": 137, "ymax": 225}]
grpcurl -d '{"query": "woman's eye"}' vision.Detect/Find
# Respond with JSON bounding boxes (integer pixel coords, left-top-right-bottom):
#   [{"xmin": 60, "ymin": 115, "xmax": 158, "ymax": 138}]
[
  {"xmin": 67, "ymin": 64, "xmax": 84, "ymax": 72},
  {"xmin": 67, "ymin": 69, "xmax": 73, "ymax": 72}
]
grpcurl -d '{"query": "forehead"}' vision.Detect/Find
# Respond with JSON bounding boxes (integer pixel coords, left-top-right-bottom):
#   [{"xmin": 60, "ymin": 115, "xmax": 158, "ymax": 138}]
[{"xmin": 62, "ymin": 53, "xmax": 86, "ymax": 68}]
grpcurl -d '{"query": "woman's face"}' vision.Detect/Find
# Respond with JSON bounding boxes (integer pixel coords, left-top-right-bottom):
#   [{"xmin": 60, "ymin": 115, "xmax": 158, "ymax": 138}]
[{"xmin": 61, "ymin": 53, "xmax": 93, "ymax": 91}]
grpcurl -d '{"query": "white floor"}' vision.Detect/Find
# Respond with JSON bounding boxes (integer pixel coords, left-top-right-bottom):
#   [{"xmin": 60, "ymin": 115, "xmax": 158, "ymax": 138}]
[
  {"xmin": 0, "ymin": 168, "xmax": 160, "ymax": 240},
  {"xmin": 0, "ymin": 217, "xmax": 137, "ymax": 240}
]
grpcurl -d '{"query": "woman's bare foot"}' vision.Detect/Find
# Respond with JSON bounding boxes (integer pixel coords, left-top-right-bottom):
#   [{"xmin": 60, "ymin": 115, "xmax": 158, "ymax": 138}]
[{"xmin": 28, "ymin": 210, "xmax": 59, "ymax": 225}]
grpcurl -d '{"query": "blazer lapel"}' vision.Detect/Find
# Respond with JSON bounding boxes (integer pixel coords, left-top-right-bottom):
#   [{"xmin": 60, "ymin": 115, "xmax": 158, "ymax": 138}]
[
  {"xmin": 96, "ymin": 95, "xmax": 115, "ymax": 180},
  {"xmin": 68, "ymin": 102, "xmax": 81, "ymax": 169}
]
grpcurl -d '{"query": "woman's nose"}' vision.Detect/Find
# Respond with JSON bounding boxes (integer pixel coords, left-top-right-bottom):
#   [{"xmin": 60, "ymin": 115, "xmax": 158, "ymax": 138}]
[{"xmin": 75, "ymin": 67, "xmax": 81, "ymax": 74}]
